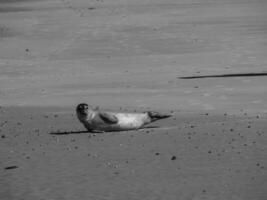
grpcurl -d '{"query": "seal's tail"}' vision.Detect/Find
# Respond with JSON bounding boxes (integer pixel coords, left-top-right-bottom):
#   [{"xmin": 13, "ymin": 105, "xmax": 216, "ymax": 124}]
[{"xmin": 147, "ymin": 111, "xmax": 172, "ymax": 122}]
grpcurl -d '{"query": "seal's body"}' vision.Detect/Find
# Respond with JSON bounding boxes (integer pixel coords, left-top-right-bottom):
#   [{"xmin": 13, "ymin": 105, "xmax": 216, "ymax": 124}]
[{"xmin": 76, "ymin": 103, "xmax": 171, "ymax": 132}]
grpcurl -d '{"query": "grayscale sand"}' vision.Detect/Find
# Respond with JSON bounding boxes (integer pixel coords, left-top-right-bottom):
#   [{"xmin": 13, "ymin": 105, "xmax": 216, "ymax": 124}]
[{"xmin": 0, "ymin": 0, "xmax": 267, "ymax": 199}]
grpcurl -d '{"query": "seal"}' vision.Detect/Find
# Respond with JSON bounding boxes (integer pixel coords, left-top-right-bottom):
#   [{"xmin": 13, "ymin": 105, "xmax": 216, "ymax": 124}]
[{"xmin": 76, "ymin": 103, "xmax": 172, "ymax": 132}]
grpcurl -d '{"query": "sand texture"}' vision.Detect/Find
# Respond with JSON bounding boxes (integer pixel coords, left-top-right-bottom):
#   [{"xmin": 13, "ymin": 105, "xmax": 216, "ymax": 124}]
[{"xmin": 1, "ymin": 0, "xmax": 267, "ymax": 199}]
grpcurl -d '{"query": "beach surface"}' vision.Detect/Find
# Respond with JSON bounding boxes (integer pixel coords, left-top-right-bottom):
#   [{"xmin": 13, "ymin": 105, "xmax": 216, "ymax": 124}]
[{"xmin": 1, "ymin": 0, "xmax": 267, "ymax": 199}]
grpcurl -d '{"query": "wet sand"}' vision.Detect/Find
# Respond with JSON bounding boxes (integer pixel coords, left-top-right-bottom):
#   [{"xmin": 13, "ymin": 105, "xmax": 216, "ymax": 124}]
[{"xmin": 1, "ymin": 0, "xmax": 267, "ymax": 199}]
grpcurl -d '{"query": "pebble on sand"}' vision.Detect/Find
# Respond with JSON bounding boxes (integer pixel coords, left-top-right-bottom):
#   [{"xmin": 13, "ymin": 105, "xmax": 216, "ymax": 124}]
[{"xmin": 171, "ymin": 156, "xmax": 177, "ymax": 160}]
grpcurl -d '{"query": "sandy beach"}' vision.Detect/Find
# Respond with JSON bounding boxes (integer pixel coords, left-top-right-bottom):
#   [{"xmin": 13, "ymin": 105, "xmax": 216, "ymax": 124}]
[{"xmin": 1, "ymin": 0, "xmax": 267, "ymax": 199}]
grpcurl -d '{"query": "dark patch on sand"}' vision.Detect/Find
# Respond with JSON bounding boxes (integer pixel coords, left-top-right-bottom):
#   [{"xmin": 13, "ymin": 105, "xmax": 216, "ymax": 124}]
[
  {"xmin": 179, "ymin": 72, "xmax": 267, "ymax": 79},
  {"xmin": 0, "ymin": 0, "xmax": 42, "ymax": 12},
  {"xmin": 49, "ymin": 130, "xmax": 89, "ymax": 135},
  {"xmin": 4, "ymin": 166, "xmax": 18, "ymax": 170},
  {"xmin": 49, "ymin": 126, "xmax": 160, "ymax": 135}
]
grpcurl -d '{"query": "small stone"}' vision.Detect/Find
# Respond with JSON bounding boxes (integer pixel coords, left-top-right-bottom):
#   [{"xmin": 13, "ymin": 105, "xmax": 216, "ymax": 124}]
[
  {"xmin": 171, "ymin": 156, "xmax": 176, "ymax": 160},
  {"xmin": 155, "ymin": 152, "xmax": 160, "ymax": 156},
  {"xmin": 1, "ymin": 134, "xmax": 6, "ymax": 138}
]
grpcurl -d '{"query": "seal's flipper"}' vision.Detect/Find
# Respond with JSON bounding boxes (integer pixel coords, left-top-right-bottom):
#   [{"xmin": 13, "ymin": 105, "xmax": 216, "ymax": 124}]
[
  {"xmin": 99, "ymin": 112, "xmax": 118, "ymax": 124},
  {"xmin": 147, "ymin": 111, "xmax": 172, "ymax": 122}
]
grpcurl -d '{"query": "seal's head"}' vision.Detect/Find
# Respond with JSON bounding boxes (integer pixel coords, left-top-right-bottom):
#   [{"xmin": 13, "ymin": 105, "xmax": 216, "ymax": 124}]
[
  {"xmin": 76, "ymin": 103, "xmax": 89, "ymax": 117},
  {"xmin": 76, "ymin": 103, "xmax": 94, "ymax": 130}
]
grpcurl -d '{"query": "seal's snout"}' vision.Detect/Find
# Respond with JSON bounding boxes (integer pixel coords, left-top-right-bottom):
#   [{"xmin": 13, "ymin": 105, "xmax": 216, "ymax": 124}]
[{"xmin": 76, "ymin": 103, "xmax": 89, "ymax": 115}]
